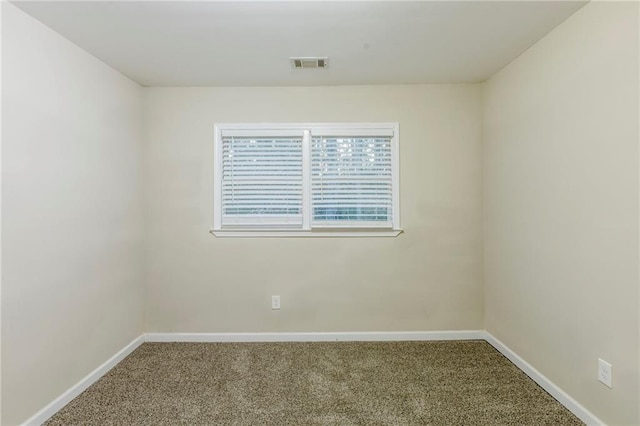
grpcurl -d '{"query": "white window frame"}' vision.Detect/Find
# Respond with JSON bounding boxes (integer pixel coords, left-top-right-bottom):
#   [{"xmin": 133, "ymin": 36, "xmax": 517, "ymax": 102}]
[{"xmin": 212, "ymin": 123, "xmax": 402, "ymax": 238}]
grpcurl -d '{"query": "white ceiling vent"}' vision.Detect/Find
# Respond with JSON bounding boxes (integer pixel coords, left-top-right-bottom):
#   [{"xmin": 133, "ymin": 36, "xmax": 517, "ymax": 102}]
[{"xmin": 290, "ymin": 57, "xmax": 328, "ymax": 69}]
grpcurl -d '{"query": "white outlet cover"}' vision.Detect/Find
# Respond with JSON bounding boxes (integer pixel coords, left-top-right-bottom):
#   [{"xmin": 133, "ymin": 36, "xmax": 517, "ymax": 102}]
[
  {"xmin": 271, "ymin": 295, "xmax": 281, "ymax": 310},
  {"xmin": 598, "ymin": 358, "xmax": 612, "ymax": 388}
]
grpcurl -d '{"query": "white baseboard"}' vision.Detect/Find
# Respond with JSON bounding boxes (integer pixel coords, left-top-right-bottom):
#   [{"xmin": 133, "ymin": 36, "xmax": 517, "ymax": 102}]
[
  {"xmin": 483, "ymin": 332, "xmax": 605, "ymax": 426},
  {"xmin": 144, "ymin": 330, "xmax": 485, "ymax": 343},
  {"xmin": 21, "ymin": 335, "xmax": 144, "ymax": 426}
]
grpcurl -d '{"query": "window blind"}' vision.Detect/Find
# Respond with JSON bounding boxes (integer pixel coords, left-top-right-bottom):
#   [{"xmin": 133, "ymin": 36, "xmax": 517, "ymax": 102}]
[
  {"xmin": 221, "ymin": 135, "xmax": 303, "ymax": 228},
  {"xmin": 311, "ymin": 135, "xmax": 393, "ymax": 227}
]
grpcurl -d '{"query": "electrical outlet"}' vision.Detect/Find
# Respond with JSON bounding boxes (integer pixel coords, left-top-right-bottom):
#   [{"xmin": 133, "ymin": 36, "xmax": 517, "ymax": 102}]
[
  {"xmin": 271, "ymin": 295, "xmax": 281, "ymax": 310},
  {"xmin": 598, "ymin": 358, "xmax": 612, "ymax": 388}
]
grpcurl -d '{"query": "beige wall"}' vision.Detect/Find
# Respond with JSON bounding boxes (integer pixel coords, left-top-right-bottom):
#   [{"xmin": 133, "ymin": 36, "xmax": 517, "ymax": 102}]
[
  {"xmin": 1, "ymin": 4, "xmax": 145, "ymax": 425},
  {"xmin": 143, "ymin": 85, "xmax": 483, "ymax": 333},
  {"xmin": 483, "ymin": 2, "xmax": 639, "ymax": 425}
]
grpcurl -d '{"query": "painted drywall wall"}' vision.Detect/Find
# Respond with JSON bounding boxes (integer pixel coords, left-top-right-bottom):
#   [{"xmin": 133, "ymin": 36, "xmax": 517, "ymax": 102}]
[
  {"xmin": 483, "ymin": 2, "xmax": 639, "ymax": 425},
  {"xmin": 1, "ymin": 4, "xmax": 144, "ymax": 424},
  {"xmin": 144, "ymin": 85, "xmax": 483, "ymax": 333}
]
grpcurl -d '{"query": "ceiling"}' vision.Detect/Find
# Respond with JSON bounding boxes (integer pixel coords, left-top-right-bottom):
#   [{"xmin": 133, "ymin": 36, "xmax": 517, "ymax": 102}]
[{"xmin": 12, "ymin": 1, "xmax": 587, "ymax": 87}]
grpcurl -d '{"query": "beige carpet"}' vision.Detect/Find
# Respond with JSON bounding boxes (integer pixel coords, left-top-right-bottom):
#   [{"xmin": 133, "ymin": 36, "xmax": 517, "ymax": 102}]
[{"xmin": 45, "ymin": 340, "xmax": 583, "ymax": 425}]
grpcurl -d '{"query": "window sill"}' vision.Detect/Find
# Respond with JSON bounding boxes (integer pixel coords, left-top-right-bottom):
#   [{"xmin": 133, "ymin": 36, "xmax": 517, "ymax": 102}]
[{"xmin": 209, "ymin": 229, "xmax": 403, "ymax": 238}]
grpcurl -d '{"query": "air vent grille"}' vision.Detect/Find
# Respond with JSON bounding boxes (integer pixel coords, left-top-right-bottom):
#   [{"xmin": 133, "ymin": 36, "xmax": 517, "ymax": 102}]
[{"xmin": 291, "ymin": 57, "xmax": 329, "ymax": 69}]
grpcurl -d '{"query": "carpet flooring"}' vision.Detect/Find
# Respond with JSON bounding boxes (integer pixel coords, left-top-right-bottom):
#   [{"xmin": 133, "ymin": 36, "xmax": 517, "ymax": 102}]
[{"xmin": 45, "ymin": 340, "xmax": 583, "ymax": 425}]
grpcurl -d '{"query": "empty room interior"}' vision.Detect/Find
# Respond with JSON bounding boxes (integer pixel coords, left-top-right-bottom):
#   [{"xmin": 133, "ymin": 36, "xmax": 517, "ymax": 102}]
[{"xmin": 1, "ymin": 0, "xmax": 639, "ymax": 425}]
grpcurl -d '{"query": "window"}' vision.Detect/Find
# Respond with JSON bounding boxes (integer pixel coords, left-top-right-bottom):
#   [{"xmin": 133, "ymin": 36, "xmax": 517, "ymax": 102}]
[{"xmin": 212, "ymin": 123, "xmax": 401, "ymax": 237}]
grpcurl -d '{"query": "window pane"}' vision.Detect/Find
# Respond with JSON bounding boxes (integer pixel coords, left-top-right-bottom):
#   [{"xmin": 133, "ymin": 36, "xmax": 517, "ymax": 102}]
[
  {"xmin": 222, "ymin": 136, "xmax": 303, "ymax": 227},
  {"xmin": 311, "ymin": 136, "xmax": 393, "ymax": 226}
]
